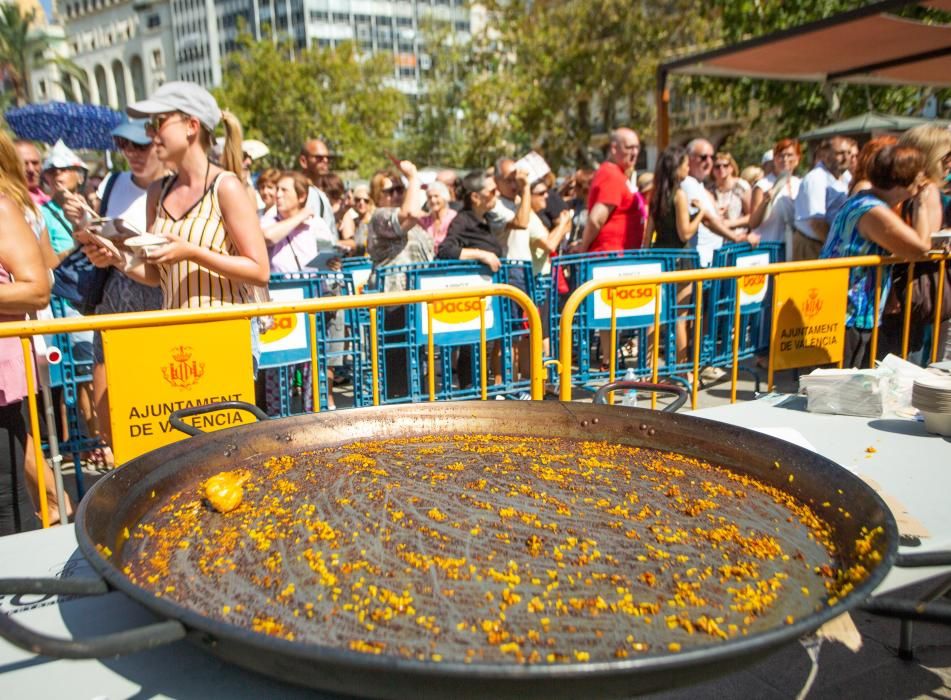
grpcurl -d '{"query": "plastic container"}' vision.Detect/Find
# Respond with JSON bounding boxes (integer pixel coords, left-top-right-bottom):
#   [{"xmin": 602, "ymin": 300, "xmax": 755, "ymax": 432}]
[
  {"xmin": 921, "ymin": 410, "xmax": 951, "ymax": 437},
  {"xmin": 621, "ymin": 368, "xmax": 638, "ymax": 407}
]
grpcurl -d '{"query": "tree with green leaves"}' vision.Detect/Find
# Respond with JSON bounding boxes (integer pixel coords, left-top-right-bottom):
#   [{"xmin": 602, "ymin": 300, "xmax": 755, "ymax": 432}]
[
  {"xmin": 403, "ymin": 1, "xmax": 709, "ymax": 171},
  {"xmin": 214, "ymin": 32, "xmax": 406, "ymax": 175},
  {"xmin": 0, "ymin": 4, "xmax": 87, "ymax": 106}
]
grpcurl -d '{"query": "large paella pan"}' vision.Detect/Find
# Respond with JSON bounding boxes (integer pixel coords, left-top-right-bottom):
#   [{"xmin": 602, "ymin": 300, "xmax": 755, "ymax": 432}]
[{"xmin": 0, "ymin": 399, "xmax": 919, "ymax": 698}]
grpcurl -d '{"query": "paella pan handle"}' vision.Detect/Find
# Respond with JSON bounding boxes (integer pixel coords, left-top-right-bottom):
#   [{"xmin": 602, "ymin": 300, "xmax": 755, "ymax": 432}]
[
  {"xmin": 168, "ymin": 400, "xmax": 269, "ymax": 437},
  {"xmin": 594, "ymin": 381, "xmax": 688, "ymax": 413},
  {"xmin": 0, "ymin": 577, "xmax": 187, "ymax": 658}
]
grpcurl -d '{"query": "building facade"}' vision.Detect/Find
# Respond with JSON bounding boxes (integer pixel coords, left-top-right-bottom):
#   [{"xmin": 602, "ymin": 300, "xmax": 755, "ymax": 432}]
[
  {"xmin": 56, "ymin": 0, "xmax": 175, "ymax": 108},
  {"xmin": 54, "ymin": 0, "xmax": 472, "ymax": 107}
]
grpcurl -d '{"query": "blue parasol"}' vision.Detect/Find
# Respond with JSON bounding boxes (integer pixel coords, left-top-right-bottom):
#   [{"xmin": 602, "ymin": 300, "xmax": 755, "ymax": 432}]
[{"xmin": 4, "ymin": 102, "xmax": 124, "ymax": 151}]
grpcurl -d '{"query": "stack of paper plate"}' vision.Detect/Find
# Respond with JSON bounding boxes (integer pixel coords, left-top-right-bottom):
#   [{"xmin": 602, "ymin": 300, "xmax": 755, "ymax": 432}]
[{"xmin": 912, "ymin": 375, "xmax": 951, "ymax": 436}]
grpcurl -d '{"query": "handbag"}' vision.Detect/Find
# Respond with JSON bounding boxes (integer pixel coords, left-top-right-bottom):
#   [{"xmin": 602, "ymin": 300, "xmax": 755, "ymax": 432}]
[
  {"xmin": 909, "ymin": 262, "xmax": 951, "ymax": 323},
  {"xmin": 51, "ymin": 248, "xmax": 112, "ymax": 315}
]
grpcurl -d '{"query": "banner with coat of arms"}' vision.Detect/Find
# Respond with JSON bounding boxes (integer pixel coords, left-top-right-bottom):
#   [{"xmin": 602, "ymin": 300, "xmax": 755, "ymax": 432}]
[
  {"xmin": 102, "ymin": 320, "xmax": 255, "ymax": 464},
  {"xmin": 770, "ymin": 269, "xmax": 848, "ymax": 370}
]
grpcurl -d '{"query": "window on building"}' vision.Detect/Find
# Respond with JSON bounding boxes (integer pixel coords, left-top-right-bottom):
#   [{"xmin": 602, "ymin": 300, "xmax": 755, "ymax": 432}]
[
  {"xmin": 152, "ymin": 48, "xmax": 163, "ymax": 69},
  {"xmin": 331, "ymin": 12, "xmax": 348, "ymax": 23},
  {"xmin": 309, "ymin": 10, "xmax": 328, "ymax": 21},
  {"xmin": 454, "ymin": 20, "xmax": 469, "ymax": 32},
  {"xmin": 318, "ymin": 38, "xmax": 331, "ymax": 48},
  {"xmin": 396, "ymin": 17, "xmax": 412, "ymax": 27},
  {"xmin": 147, "ymin": 14, "xmax": 160, "ymax": 28},
  {"xmin": 377, "ymin": 27, "xmax": 391, "ymax": 42}
]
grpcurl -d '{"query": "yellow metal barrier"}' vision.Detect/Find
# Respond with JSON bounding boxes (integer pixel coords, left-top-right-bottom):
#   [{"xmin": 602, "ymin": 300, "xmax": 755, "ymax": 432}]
[
  {"xmin": 558, "ymin": 253, "xmax": 951, "ymax": 407},
  {"xmin": 3, "ymin": 284, "xmax": 543, "ymax": 528}
]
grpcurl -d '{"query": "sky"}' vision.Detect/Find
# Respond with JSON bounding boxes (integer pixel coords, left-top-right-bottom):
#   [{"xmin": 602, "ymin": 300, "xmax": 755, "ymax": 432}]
[{"xmin": 40, "ymin": 0, "xmax": 53, "ymax": 21}]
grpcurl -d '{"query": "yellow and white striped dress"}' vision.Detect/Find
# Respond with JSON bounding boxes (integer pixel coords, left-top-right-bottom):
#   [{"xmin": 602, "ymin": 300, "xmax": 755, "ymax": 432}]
[{"xmin": 152, "ymin": 172, "xmax": 251, "ymax": 309}]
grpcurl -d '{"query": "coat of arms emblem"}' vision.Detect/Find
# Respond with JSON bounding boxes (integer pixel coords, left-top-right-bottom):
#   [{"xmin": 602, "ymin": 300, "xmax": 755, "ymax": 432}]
[{"xmin": 161, "ymin": 345, "xmax": 205, "ymax": 389}]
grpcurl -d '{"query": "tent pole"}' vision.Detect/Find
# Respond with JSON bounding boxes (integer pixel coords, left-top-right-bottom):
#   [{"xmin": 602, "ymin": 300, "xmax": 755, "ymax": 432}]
[{"xmin": 657, "ymin": 67, "xmax": 670, "ymax": 150}]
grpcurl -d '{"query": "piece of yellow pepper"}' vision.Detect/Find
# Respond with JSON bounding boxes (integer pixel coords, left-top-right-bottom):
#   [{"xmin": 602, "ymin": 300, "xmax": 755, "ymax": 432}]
[{"xmin": 204, "ymin": 470, "xmax": 251, "ymax": 513}]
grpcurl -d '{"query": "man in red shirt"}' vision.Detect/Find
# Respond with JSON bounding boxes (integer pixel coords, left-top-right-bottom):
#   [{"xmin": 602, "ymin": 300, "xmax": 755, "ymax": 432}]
[{"xmin": 576, "ymin": 127, "xmax": 646, "ymax": 252}]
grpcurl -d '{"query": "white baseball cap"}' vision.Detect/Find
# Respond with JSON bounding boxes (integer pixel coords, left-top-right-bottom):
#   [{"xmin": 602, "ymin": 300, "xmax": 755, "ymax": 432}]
[{"xmin": 127, "ymin": 81, "xmax": 222, "ymax": 132}]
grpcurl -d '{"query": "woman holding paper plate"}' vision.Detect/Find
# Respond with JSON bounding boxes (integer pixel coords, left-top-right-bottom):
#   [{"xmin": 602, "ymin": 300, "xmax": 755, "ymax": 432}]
[{"xmin": 81, "ymin": 81, "xmax": 269, "ymax": 310}]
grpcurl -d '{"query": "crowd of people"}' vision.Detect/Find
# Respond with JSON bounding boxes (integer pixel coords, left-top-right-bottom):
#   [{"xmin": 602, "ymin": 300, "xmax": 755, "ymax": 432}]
[{"xmin": 0, "ymin": 78, "xmax": 949, "ymax": 534}]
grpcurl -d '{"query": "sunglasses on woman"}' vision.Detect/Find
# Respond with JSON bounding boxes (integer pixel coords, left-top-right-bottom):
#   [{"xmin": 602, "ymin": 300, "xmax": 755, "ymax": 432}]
[
  {"xmin": 114, "ymin": 137, "xmax": 151, "ymax": 152},
  {"xmin": 144, "ymin": 113, "xmax": 187, "ymax": 135},
  {"xmin": 354, "ymin": 197, "xmax": 371, "ymax": 204}
]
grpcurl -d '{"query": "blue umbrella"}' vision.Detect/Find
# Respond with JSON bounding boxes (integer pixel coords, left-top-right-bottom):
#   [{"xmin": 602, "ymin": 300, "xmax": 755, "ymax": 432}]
[{"xmin": 4, "ymin": 102, "xmax": 124, "ymax": 151}]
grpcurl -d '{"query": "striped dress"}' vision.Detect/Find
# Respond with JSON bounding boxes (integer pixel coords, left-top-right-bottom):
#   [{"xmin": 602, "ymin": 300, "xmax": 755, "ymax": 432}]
[{"xmin": 152, "ymin": 172, "xmax": 251, "ymax": 309}]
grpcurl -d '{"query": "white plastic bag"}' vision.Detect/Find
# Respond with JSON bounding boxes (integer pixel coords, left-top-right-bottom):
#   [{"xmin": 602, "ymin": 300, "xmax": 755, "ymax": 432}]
[{"xmin": 800, "ymin": 368, "xmax": 885, "ymax": 417}]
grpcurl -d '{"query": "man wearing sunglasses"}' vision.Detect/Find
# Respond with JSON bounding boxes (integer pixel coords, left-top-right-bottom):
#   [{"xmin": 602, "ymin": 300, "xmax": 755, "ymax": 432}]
[
  {"xmin": 298, "ymin": 138, "xmax": 339, "ymax": 240},
  {"xmin": 679, "ymin": 138, "xmax": 757, "ymax": 268}
]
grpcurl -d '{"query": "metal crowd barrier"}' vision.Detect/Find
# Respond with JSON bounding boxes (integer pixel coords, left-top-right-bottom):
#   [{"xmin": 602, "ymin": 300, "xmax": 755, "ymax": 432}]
[
  {"xmin": 264, "ymin": 270, "xmax": 365, "ymax": 415},
  {"xmin": 0, "ymin": 285, "xmax": 544, "ymax": 528},
  {"xmin": 547, "ymin": 249, "xmax": 701, "ymax": 387},
  {"xmin": 703, "ymin": 242, "xmax": 785, "ymax": 386},
  {"xmin": 555, "ymin": 252, "xmax": 951, "ymax": 410},
  {"xmin": 362, "ymin": 260, "xmax": 535, "ymax": 403}
]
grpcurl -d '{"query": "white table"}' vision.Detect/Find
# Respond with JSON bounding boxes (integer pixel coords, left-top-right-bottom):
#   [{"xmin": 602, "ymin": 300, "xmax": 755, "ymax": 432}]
[
  {"xmin": 692, "ymin": 393, "xmax": 951, "ymax": 594},
  {"xmin": 1, "ymin": 395, "xmax": 949, "ymax": 698}
]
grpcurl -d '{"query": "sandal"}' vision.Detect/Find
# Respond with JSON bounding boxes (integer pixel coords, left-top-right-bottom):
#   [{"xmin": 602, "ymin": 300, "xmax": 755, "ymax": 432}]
[{"xmin": 83, "ymin": 447, "xmax": 110, "ymax": 471}]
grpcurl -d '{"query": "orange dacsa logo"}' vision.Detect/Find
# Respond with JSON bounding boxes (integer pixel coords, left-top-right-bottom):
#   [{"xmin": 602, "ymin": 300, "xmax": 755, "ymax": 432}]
[
  {"xmin": 599, "ymin": 285, "xmax": 654, "ymax": 310},
  {"xmin": 431, "ymin": 297, "xmax": 483, "ymax": 324},
  {"xmin": 740, "ymin": 274, "xmax": 766, "ymax": 297},
  {"xmin": 260, "ymin": 314, "xmax": 297, "ymax": 344}
]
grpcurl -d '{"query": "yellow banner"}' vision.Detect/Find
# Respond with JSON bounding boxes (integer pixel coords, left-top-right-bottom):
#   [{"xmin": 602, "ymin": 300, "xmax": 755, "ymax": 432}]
[
  {"xmin": 103, "ymin": 319, "xmax": 255, "ymax": 463},
  {"xmin": 771, "ymin": 269, "xmax": 849, "ymax": 370}
]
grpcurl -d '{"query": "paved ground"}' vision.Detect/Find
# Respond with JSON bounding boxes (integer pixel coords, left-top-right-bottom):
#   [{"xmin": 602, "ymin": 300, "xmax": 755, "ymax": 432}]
[{"xmin": 52, "ymin": 360, "xmax": 950, "ymax": 699}]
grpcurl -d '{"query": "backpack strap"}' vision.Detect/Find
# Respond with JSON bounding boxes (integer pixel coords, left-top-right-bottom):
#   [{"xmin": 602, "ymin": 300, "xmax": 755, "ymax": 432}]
[{"xmin": 98, "ymin": 171, "xmax": 121, "ymax": 216}]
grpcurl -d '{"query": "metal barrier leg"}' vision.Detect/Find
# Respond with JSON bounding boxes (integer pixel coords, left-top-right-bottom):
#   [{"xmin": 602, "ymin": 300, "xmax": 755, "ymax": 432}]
[{"xmin": 899, "ymin": 620, "xmax": 914, "ymax": 660}]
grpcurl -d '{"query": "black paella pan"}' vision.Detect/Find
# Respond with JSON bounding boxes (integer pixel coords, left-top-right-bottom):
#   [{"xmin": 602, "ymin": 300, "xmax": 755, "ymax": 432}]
[{"xmin": 1, "ymin": 397, "xmax": 945, "ymax": 699}]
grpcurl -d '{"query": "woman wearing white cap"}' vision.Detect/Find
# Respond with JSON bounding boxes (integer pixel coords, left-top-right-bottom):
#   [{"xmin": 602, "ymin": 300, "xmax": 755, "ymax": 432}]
[{"xmin": 82, "ymin": 82, "xmax": 268, "ymax": 309}]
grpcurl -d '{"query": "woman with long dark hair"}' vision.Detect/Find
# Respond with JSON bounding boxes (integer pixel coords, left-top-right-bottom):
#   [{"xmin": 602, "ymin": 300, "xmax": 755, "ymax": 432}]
[
  {"xmin": 645, "ymin": 145, "xmax": 705, "ymax": 370},
  {"xmin": 645, "ymin": 145, "xmax": 704, "ymax": 249}
]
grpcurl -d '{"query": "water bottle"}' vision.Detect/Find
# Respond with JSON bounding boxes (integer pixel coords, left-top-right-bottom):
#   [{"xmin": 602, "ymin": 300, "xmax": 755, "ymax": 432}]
[{"xmin": 621, "ymin": 367, "xmax": 638, "ymax": 407}]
